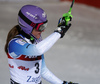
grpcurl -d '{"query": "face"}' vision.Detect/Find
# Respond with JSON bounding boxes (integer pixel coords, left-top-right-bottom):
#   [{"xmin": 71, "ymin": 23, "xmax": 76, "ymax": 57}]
[
  {"xmin": 31, "ymin": 21, "xmax": 47, "ymax": 39},
  {"xmin": 31, "ymin": 28, "xmax": 44, "ymax": 39}
]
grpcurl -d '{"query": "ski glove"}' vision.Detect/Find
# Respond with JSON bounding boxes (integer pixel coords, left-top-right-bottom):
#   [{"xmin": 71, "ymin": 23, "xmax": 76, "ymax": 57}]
[
  {"xmin": 63, "ymin": 81, "xmax": 79, "ymax": 84},
  {"xmin": 54, "ymin": 17, "xmax": 71, "ymax": 38}
]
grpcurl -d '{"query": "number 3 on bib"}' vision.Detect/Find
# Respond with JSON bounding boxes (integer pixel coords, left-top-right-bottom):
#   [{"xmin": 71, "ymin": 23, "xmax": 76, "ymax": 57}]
[{"xmin": 35, "ymin": 62, "xmax": 39, "ymax": 74}]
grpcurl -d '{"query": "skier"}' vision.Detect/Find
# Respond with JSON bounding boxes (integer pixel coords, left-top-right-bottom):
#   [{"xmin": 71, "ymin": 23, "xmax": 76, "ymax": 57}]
[{"xmin": 5, "ymin": 5, "xmax": 78, "ymax": 84}]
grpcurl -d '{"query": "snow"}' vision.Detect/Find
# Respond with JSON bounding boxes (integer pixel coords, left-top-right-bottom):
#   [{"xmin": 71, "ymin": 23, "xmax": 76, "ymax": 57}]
[{"xmin": 0, "ymin": 1, "xmax": 100, "ymax": 84}]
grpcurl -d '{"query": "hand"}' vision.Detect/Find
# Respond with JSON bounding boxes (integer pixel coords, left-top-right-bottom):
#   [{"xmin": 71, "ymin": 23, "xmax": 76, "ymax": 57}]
[
  {"xmin": 54, "ymin": 17, "xmax": 71, "ymax": 38},
  {"xmin": 63, "ymin": 81, "xmax": 79, "ymax": 84}
]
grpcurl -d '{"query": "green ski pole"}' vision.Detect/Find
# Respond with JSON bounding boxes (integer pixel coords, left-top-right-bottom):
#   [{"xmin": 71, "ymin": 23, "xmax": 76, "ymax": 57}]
[{"xmin": 63, "ymin": 0, "xmax": 75, "ymax": 25}]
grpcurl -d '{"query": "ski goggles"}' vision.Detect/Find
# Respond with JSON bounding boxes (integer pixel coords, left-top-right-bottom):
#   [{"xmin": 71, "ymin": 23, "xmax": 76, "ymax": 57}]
[
  {"xmin": 18, "ymin": 10, "xmax": 48, "ymax": 32},
  {"xmin": 34, "ymin": 20, "xmax": 48, "ymax": 32}
]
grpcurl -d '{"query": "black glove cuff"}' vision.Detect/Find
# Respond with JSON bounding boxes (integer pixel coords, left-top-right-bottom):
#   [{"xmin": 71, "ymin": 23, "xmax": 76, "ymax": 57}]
[{"xmin": 63, "ymin": 81, "xmax": 68, "ymax": 84}]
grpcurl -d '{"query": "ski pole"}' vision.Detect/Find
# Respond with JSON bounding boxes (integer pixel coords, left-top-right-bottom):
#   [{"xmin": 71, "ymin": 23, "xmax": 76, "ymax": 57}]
[{"xmin": 63, "ymin": 0, "xmax": 75, "ymax": 25}]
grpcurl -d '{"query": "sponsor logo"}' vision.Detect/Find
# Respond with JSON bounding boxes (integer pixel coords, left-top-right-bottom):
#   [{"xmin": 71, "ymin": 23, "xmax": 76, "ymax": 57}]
[
  {"xmin": 15, "ymin": 39, "xmax": 26, "ymax": 45},
  {"xmin": 42, "ymin": 12, "xmax": 46, "ymax": 18},
  {"xmin": 9, "ymin": 64, "xmax": 14, "ymax": 68},
  {"xmin": 18, "ymin": 66, "xmax": 29, "ymax": 71},
  {"xmin": 27, "ymin": 76, "xmax": 41, "ymax": 83},
  {"xmin": 26, "ymin": 12, "xmax": 38, "ymax": 19}
]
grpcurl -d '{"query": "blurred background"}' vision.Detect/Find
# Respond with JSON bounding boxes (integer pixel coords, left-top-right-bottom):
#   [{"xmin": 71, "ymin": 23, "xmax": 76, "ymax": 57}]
[{"xmin": 0, "ymin": 0, "xmax": 100, "ymax": 84}]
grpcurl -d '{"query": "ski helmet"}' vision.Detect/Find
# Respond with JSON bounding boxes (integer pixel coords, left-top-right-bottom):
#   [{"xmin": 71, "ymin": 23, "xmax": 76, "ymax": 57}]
[{"xmin": 18, "ymin": 5, "xmax": 48, "ymax": 35}]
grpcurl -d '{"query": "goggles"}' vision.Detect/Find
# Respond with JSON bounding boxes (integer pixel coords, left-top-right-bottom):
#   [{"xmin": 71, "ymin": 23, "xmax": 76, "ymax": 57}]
[
  {"xmin": 18, "ymin": 10, "xmax": 48, "ymax": 32},
  {"xmin": 35, "ymin": 21, "xmax": 47, "ymax": 32}
]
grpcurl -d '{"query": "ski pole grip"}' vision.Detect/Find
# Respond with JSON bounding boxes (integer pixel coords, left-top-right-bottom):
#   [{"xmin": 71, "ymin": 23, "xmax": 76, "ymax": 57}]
[{"xmin": 63, "ymin": 12, "xmax": 73, "ymax": 25}]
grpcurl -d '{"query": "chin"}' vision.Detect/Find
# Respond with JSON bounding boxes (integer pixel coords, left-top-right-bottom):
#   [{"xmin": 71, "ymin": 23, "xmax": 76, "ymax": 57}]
[{"xmin": 36, "ymin": 36, "xmax": 41, "ymax": 39}]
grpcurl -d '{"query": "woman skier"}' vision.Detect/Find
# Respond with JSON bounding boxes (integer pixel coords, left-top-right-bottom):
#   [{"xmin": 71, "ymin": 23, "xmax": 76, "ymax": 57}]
[{"xmin": 5, "ymin": 5, "xmax": 78, "ymax": 84}]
